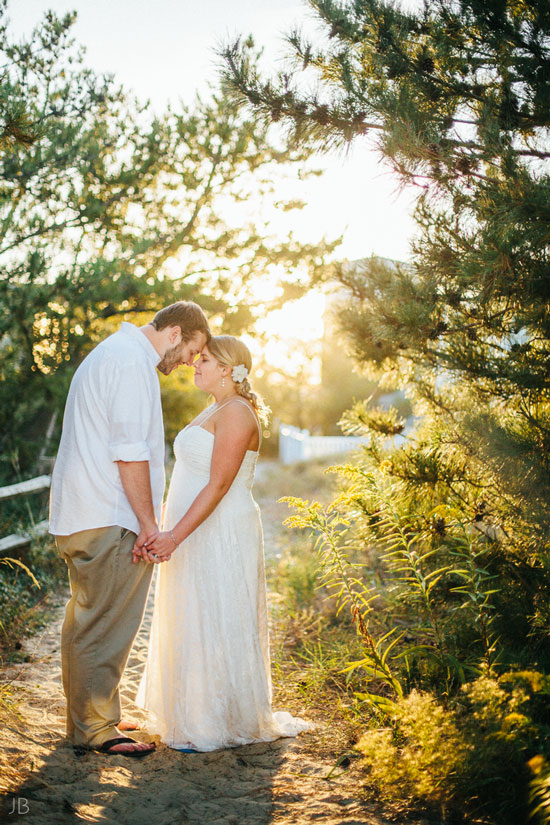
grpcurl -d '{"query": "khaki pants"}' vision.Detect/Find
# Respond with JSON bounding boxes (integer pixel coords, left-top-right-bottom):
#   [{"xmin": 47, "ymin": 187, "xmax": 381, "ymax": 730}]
[{"xmin": 55, "ymin": 526, "xmax": 153, "ymax": 747}]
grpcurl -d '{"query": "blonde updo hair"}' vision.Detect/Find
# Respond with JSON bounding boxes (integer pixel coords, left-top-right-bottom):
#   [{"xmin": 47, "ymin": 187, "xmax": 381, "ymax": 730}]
[{"xmin": 208, "ymin": 335, "xmax": 270, "ymax": 426}]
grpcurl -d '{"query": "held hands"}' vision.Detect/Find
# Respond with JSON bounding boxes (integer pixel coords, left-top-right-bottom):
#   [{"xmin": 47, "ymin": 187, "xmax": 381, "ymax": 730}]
[
  {"xmin": 143, "ymin": 530, "xmax": 178, "ymax": 562},
  {"xmin": 132, "ymin": 524, "xmax": 163, "ymax": 564}
]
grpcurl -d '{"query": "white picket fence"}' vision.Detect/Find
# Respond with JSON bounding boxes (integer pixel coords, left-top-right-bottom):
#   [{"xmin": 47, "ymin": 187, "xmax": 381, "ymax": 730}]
[
  {"xmin": 0, "ymin": 475, "xmax": 51, "ymax": 555},
  {"xmin": 278, "ymin": 424, "xmax": 368, "ymax": 465}
]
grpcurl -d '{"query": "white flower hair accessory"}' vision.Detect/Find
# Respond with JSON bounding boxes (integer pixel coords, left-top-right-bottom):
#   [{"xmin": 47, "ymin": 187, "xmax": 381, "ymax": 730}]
[{"xmin": 232, "ymin": 363, "xmax": 248, "ymax": 383}]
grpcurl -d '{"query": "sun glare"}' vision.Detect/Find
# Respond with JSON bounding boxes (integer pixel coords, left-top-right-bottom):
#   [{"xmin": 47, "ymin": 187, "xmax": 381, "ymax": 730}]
[
  {"xmin": 244, "ymin": 291, "xmax": 326, "ymax": 383},
  {"xmin": 255, "ymin": 291, "xmax": 325, "ymax": 342}
]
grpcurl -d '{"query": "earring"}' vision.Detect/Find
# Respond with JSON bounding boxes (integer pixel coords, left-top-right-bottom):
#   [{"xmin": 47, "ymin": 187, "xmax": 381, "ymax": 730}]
[{"xmin": 222, "ymin": 377, "xmax": 225, "ymax": 387}]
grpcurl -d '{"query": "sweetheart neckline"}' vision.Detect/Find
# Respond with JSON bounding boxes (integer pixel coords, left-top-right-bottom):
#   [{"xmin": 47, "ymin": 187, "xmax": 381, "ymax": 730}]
[{"xmin": 182, "ymin": 425, "xmax": 259, "ymax": 455}]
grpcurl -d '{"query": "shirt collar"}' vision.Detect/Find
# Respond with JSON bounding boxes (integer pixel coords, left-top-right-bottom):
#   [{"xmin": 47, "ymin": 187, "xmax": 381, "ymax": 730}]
[{"xmin": 119, "ymin": 322, "xmax": 161, "ymax": 367}]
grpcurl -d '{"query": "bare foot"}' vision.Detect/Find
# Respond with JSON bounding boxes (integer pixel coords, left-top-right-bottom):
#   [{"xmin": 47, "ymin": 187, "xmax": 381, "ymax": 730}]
[{"xmin": 118, "ymin": 718, "xmax": 140, "ymax": 732}]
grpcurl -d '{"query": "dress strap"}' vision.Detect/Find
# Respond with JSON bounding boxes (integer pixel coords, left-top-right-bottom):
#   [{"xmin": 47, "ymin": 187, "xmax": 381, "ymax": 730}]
[
  {"xmin": 194, "ymin": 397, "xmax": 261, "ymax": 443},
  {"xmin": 229, "ymin": 397, "xmax": 262, "ymax": 443}
]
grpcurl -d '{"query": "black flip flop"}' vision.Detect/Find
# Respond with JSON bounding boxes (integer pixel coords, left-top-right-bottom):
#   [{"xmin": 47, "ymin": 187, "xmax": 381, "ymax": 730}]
[{"xmin": 97, "ymin": 737, "xmax": 156, "ymax": 757}]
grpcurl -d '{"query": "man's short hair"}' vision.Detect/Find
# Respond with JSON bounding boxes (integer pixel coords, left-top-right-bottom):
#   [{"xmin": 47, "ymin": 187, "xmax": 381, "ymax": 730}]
[{"xmin": 151, "ymin": 301, "xmax": 211, "ymax": 343}]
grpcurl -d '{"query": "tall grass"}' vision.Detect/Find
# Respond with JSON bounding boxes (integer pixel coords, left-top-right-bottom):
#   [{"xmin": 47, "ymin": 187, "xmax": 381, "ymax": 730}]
[{"xmin": 0, "ymin": 534, "xmax": 65, "ymax": 660}]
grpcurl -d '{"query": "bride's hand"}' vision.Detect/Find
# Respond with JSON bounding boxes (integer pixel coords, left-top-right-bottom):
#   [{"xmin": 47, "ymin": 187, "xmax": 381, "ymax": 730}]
[
  {"xmin": 132, "ymin": 525, "xmax": 159, "ymax": 564},
  {"xmin": 144, "ymin": 531, "xmax": 176, "ymax": 561}
]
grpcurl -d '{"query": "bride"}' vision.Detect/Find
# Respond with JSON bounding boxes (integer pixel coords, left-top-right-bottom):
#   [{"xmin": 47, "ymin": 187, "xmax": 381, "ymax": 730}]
[{"xmin": 135, "ymin": 335, "xmax": 311, "ymax": 751}]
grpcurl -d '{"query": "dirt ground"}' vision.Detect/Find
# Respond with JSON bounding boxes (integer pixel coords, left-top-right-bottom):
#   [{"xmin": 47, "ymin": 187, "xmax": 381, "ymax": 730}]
[{"xmin": 0, "ymin": 462, "xmax": 422, "ymax": 825}]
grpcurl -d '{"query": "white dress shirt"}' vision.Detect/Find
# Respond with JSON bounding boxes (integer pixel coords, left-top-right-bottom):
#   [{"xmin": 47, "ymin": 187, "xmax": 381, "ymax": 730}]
[{"xmin": 49, "ymin": 323, "xmax": 165, "ymax": 536}]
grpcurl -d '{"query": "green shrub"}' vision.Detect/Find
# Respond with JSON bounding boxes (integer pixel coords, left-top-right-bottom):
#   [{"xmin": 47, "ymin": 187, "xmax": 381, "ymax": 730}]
[
  {"xmin": 357, "ymin": 671, "xmax": 550, "ymax": 824},
  {"xmin": 0, "ymin": 536, "xmax": 66, "ymax": 653}
]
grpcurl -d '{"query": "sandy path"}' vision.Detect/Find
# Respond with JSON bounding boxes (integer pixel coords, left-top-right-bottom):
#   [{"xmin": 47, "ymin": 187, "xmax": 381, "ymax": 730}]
[
  {"xmin": 0, "ymin": 591, "xmax": 394, "ymax": 825},
  {"xmin": 0, "ymin": 463, "xmax": 411, "ymax": 824}
]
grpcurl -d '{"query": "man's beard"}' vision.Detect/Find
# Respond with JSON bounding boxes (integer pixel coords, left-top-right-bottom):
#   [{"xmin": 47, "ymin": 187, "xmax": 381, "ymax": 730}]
[{"xmin": 157, "ymin": 343, "xmax": 183, "ymax": 375}]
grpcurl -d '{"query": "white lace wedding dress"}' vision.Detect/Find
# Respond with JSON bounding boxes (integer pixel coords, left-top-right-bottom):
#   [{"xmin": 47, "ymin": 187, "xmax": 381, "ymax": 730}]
[{"xmin": 136, "ymin": 400, "xmax": 311, "ymax": 751}]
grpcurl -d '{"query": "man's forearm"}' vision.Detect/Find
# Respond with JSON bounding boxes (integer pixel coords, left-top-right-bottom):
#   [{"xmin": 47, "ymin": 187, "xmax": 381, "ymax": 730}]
[{"xmin": 116, "ymin": 460, "xmax": 157, "ymax": 530}]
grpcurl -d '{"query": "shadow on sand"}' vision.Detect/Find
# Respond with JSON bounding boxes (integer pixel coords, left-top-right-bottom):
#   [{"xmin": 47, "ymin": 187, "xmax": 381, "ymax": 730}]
[{"xmin": 1, "ymin": 734, "xmax": 298, "ymax": 825}]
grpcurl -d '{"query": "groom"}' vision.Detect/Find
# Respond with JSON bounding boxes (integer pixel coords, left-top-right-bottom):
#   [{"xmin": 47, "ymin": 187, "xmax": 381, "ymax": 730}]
[{"xmin": 50, "ymin": 301, "xmax": 210, "ymax": 756}]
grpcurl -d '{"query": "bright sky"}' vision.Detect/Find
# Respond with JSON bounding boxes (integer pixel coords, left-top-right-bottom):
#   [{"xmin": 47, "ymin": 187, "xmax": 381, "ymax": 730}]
[
  {"xmin": 8, "ymin": 0, "xmax": 417, "ymax": 263},
  {"xmin": 8, "ymin": 0, "xmax": 418, "ymax": 373}
]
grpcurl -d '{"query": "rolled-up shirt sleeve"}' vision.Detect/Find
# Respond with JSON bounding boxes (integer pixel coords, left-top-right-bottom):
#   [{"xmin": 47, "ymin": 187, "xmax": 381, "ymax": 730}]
[{"xmin": 107, "ymin": 360, "xmax": 154, "ymax": 463}]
